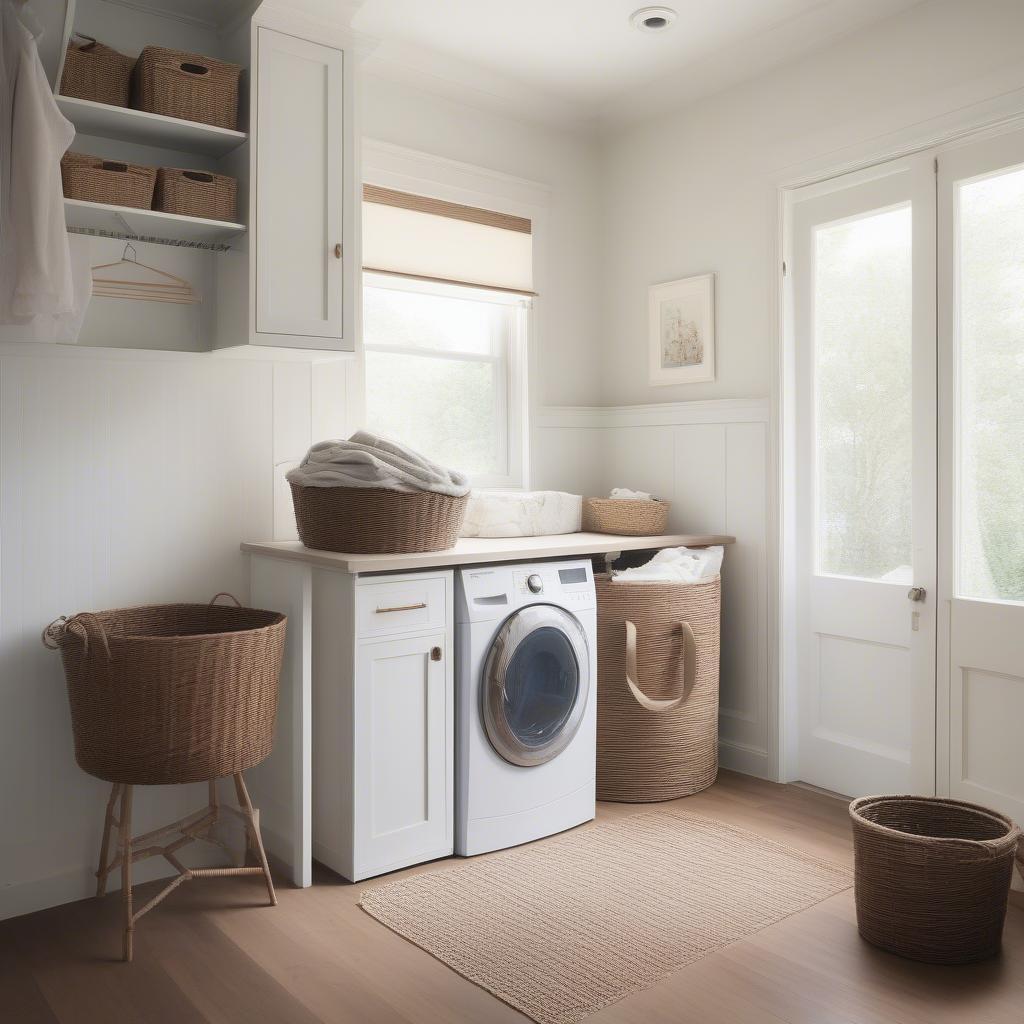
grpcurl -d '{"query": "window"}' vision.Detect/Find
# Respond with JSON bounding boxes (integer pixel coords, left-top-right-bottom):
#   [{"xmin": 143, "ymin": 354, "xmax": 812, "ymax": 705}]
[
  {"xmin": 361, "ymin": 183, "xmax": 533, "ymax": 488},
  {"xmin": 363, "ymin": 275, "xmax": 529, "ymax": 486}
]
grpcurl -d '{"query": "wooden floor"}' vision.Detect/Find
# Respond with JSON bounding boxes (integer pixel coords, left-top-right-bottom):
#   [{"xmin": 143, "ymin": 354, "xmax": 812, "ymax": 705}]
[{"xmin": 2, "ymin": 772, "xmax": 1022, "ymax": 1024}]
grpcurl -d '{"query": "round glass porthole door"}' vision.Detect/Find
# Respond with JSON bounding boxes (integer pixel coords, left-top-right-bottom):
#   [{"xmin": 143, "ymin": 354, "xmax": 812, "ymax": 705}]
[{"xmin": 482, "ymin": 605, "xmax": 590, "ymax": 767}]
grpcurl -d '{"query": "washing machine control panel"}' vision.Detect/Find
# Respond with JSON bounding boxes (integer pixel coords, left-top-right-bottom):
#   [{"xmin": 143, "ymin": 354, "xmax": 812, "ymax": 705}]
[{"xmin": 526, "ymin": 573, "xmax": 544, "ymax": 594}]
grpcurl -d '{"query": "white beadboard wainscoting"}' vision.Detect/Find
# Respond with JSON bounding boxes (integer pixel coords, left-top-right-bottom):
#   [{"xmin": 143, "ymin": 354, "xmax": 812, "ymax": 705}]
[
  {"xmin": 0, "ymin": 345, "xmax": 353, "ymax": 922},
  {"xmin": 535, "ymin": 399, "xmax": 775, "ymax": 780}
]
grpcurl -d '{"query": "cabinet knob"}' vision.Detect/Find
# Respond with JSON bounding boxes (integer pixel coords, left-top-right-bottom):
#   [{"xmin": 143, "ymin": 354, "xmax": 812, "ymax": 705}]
[
  {"xmin": 333, "ymin": 243, "xmax": 343, "ymax": 259},
  {"xmin": 430, "ymin": 646, "xmax": 442, "ymax": 662}
]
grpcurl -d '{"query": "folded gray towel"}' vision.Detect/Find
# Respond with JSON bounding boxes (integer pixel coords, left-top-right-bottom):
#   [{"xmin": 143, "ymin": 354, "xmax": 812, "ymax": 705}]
[{"xmin": 286, "ymin": 431, "xmax": 471, "ymax": 497}]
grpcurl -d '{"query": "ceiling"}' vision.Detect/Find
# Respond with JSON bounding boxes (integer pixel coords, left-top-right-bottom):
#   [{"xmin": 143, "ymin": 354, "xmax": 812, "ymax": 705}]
[{"xmin": 352, "ymin": 0, "xmax": 923, "ymax": 131}]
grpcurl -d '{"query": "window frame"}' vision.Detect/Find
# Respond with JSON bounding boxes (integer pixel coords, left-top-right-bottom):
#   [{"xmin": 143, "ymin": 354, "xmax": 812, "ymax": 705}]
[{"xmin": 362, "ymin": 271, "xmax": 531, "ymax": 489}]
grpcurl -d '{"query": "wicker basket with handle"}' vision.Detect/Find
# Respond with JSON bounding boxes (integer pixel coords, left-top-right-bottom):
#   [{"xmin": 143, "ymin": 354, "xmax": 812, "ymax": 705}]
[
  {"xmin": 583, "ymin": 497, "xmax": 670, "ymax": 536},
  {"xmin": 850, "ymin": 795, "xmax": 1024, "ymax": 964},
  {"xmin": 595, "ymin": 573, "xmax": 720, "ymax": 801},
  {"xmin": 132, "ymin": 47, "xmax": 242, "ymax": 129},
  {"xmin": 155, "ymin": 167, "xmax": 237, "ymax": 222},
  {"xmin": 290, "ymin": 483, "xmax": 468, "ymax": 554},
  {"xmin": 61, "ymin": 151, "xmax": 157, "ymax": 210},
  {"xmin": 60, "ymin": 34, "xmax": 136, "ymax": 107},
  {"xmin": 43, "ymin": 594, "xmax": 286, "ymax": 786}
]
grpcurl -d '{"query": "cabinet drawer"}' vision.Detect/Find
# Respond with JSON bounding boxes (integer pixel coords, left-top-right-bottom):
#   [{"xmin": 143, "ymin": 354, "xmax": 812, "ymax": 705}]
[{"xmin": 356, "ymin": 576, "xmax": 447, "ymax": 639}]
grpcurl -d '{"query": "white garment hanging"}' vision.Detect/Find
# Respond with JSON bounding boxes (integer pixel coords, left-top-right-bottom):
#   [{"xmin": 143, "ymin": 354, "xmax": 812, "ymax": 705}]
[{"xmin": 0, "ymin": 0, "xmax": 76, "ymax": 327}]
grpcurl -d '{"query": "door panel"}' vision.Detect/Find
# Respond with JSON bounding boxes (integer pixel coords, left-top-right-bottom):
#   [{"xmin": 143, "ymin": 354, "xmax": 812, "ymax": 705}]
[
  {"xmin": 792, "ymin": 155, "xmax": 936, "ymax": 797},
  {"xmin": 354, "ymin": 632, "xmax": 451, "ymax": 875},
  {"xmin": 939, "ymin": 129, "xmax": 1024, "ymax": 822},
  {"xmin": 255, "ymin": 29, "xmax": 344, "ymax": 344}
]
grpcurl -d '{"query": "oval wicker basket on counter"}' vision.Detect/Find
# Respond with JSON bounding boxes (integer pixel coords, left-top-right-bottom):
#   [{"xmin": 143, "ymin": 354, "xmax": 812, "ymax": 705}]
[
  {"xmin": 43, "ymin": 596, "xmax": 286, "ymax": 786},
  {"xmin": 290, "ymin": 483, "xmax": 468, "ymax": 554},
  {"xmin": 583, "ymin": 497, "xmax": 670, "ymax": 536},
  {"xmin": 850, "ymin": 795, "xmax": 1023, "ymax": 964},
  {"xmin": 60, "ymin": 35, "xmax": 136, "ymax": 107},
  {"xmin": 595, "ymin": 573, "xmax": 720, "ymax": 802}
]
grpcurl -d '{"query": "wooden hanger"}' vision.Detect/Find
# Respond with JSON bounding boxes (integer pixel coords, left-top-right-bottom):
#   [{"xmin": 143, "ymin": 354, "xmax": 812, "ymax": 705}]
[{"xmin": 91, "ymin": 243, "xmax": 201, "ymax": 304}]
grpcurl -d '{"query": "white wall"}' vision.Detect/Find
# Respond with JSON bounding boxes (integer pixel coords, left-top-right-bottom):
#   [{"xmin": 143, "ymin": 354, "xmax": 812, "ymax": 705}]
[{"xmin": 600, "ymin": 0, "xmax": 1024, "ymax": 406}]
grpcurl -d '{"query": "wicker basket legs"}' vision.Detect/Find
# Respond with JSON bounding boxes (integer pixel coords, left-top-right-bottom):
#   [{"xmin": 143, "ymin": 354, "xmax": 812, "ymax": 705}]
[{"xmin": 95, "ymin": 771, "xmax": 277, "ymax": 962}]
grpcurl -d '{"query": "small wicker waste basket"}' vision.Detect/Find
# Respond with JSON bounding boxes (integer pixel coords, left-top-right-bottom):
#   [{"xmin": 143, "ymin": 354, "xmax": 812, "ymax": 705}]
[
  {"xmin": 850, "ymin": 795, "xmax": 1023, "ymax": 964},
  {"xmin": 44, "ymin": 594, "xmax": 286, "ymax": 961},
  {"xmin": 595, "ymin": 573, "xmax": 720, "ymax": 802}
]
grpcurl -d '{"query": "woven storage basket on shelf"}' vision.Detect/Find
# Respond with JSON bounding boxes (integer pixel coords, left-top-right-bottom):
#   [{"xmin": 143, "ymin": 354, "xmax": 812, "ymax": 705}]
[
  {"xmin": 583, "ymin": 498, "xmax": 670, "ymax": 536},
  {"xmin": 290, "ymin": 484, "xmax": 468, "ymax": 554},
  {"xmin": 132, "ymin": 47, "xmax": 242, "ymax": 129},
  {"xmin": 61, "ymin": 151, "xmax": 157, "ymax": 209},
  {"xmin": 154, "ymin": 167, "xmax": 237, "ymax": 222},
  {"xmin": 850, "ymin": 795, "xmax": 1023, "ymax": 964},
  {"xmin": 60, "ymin": 35, "xmax": 136, "ymax": 107},
  {"xmin": 595, "ymin": 572, "xmax": 720, "ymax": 802},
  {"xmin": 43, "ymin": 595, "xmax": 286, "ymax": 786}
]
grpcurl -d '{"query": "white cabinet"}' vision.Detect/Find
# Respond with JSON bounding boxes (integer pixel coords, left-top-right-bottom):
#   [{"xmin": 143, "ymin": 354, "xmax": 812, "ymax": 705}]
[
  {"xmin": 353, "ymin": 631, "xmax": 452, "ymax": 878},
  {"xmin": 254, "ymin": 29, "xmax": 346, "ymax": 347},
  {"xmin": 312, "ymin": 569, "xmax": 454, "ymax": 882}
]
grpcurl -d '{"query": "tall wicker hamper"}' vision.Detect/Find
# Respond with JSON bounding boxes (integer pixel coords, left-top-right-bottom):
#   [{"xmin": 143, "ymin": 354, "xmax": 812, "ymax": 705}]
[
  {"xmin": 595, "ymin": 573, "xmax": 720, "ymax": 802},
  {"xmin": 43, "ymin": 594, "xmax": 286, "ymax": 961}
]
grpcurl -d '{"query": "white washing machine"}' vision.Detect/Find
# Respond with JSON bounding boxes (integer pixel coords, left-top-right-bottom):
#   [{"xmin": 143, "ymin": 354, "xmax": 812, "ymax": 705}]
[{"xmin": 455, "ymin": 558, "xmax": 597, "ymax": 856}]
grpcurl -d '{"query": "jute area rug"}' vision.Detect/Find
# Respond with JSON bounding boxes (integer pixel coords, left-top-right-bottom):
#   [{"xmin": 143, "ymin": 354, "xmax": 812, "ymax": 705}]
[{"xmin": 360, "ymin": 811, "xmax": 852, "ymax": 1024}]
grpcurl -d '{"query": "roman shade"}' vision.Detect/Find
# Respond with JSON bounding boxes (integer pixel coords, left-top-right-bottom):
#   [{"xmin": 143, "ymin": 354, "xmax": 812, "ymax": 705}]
[{"xmin": 362, "ymin": 185, "xmax": 534, "ymax": 294}]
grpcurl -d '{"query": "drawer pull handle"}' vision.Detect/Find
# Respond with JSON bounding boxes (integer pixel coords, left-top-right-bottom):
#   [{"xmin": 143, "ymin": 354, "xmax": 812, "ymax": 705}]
[{"xmin": 375, "ymin": 602, "xmax": 427, "ymax": 614}]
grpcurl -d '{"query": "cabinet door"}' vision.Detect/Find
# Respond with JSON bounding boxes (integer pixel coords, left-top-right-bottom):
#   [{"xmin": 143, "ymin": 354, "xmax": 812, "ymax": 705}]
[
  {"xmin": 354, "ymin": 632, "xmax": 452, "ymax": 878},
  {"xmin": 255, "ymin": 28, "xmax": 344, "ymax": 345}
]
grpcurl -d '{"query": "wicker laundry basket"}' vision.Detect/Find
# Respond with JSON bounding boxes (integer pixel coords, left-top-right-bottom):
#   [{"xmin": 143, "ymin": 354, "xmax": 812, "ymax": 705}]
[
  {"xmin": 43, "ymin": 595, "xmax": 286, "ymax": 786},
  {"xmin": 850, "ymin": 795, "xmax": 1023, "ymax": 964},
  {"xmin": 290, "ymin": 483, "xmax": 468, "ymax": 554},
  {"xmin": 583, "ymin": 498, "xmax": 670, "ymax": 536},
  {"xmin": 595, "ymin": 573, "xmax": 720, "ymax": 802},
  {"xmin": 61, "ymin": 152, "xmax": 157, "ymax": 210},
  {"xmin": 155, "ymin": 167, "xmax": 237, "ymax": 222},
  {"xmin": 132, "ymin": 47, "xmax": 242, "ymax": 129},
  {"xmin": 60, "ymin": 35, "xmax": 136, "ymax": 107}
]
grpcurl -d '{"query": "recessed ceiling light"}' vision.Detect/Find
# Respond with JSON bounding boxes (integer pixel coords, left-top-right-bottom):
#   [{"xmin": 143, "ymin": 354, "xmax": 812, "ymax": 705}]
[{"xmin": 630, "ymin": 6, "xmax": 677, "ymax": 32}]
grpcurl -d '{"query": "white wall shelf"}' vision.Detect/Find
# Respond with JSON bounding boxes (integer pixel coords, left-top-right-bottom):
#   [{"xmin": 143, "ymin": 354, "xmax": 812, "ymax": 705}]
[
  {"xmin": 57, "ymin": 96, "xmax": 247, "ymax": 157},
  {"xmin": 64, "ymin": 198, "xmax": 246, "ymax": 250}
]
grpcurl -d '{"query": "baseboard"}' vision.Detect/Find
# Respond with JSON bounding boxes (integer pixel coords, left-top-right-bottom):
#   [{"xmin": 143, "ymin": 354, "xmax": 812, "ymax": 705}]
[{"xmin": 719, "ymin": 740, "xmax": 774, "ymax": 781}]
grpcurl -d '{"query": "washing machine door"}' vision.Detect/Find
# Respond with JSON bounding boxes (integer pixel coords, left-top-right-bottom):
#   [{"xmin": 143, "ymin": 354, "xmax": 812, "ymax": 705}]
[{"xmin": 481, "ymin": 604, "xmax": 590, "ymax": 767}]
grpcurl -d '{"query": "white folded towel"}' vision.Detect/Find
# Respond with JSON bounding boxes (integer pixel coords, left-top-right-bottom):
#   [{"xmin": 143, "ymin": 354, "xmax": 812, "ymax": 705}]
[
  {"xmin": 612, "ymin": 545, "xmax": 724, "ymax": 583},
  {"xmin": 286, "ymin": 431, "xmax": 471, "ymax": 497},
  {"xmin": 460, "ymin": 490, "xmax": 582, "ymax": 538},
  {"xmin": 609, "ymin": 487, "xmax": 655, "ymax": 501}
]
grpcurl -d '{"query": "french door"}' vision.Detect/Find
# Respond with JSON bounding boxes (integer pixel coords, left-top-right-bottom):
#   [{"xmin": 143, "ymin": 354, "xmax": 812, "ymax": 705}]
[{"xmin": 790, "ymin": 128, "xmax": 1024, "ymax": 818}]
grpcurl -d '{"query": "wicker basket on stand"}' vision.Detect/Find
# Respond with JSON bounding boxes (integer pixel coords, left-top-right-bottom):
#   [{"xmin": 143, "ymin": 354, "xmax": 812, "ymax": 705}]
[
  {"xmin": 290, "ymin": 483, "xmax": 468, "ymax": 553},
  {"xmin": 61, "ymin": 151, "xmax": 157, "ymax": 210},
  {"xmin": 60, "ymin": 35, "xmax": 136, "ymax": 107},
  {"xmin": 43, "ymin": 594, "xmax": 287, "ymax": 961},
  {"xmin": 583, "ymin": 498, "xmax": 670, "ymax": 536},
  {"xmin": 595, "ymin": 573, "xmax": 720, "ymax": 801},
  {"xmin": 132, "ymin": 47, "xmax": 242, "ymax": 129},
  {"xmin": 155, "ymin": 167, "xmax": 237, "ymax": 222},
  {"xmin": 850, "ymin": 795, "xmax": 1023, "ymax": 964}
]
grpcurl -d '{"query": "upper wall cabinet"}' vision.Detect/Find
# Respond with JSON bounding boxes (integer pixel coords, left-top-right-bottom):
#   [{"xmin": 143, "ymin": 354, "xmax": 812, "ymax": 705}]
[
  {"xmin": 38, "ymin": 0, "xmax": 358, "ymax": 356},
  {"xmin": 253, "ymin": 30, "xmax": 345, "ymax": 348}
]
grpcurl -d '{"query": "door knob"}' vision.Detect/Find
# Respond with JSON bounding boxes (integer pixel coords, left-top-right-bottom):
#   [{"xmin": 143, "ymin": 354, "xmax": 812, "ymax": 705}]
[
  {"xmin": 333, "ymin": 243, "xmax": 343, "ymax": 259},
  {"xmin": 430, "ymin": 646, "xmax": 442, "ymax": 662},
  {"xmin": 907, "ymin": 587, "xmax": 926, "ymax": 602}
]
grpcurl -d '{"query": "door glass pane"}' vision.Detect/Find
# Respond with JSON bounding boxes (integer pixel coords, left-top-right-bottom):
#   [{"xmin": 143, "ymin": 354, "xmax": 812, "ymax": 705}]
[
  {"xmin": 958, "ymin": 164, "xmax": 1024, "ymax": 602},
  {"xmin": 814, "ymin": 205, "xmax": 913, "ymax": 582},
  {"xmin": 500, "ymin": 627, "xmax": 579, "ymax": 749}
]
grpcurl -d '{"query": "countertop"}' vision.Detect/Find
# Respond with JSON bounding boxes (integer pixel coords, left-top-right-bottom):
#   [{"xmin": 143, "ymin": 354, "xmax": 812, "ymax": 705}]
[{"xmin": 241, "ymin": 532, "xmax": 734, "ymax": 575}]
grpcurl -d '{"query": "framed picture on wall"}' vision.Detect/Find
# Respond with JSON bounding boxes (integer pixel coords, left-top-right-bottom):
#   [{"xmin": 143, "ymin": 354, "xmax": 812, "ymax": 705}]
[{"xmin": 648, "ymin": 273, "xmax": 715, "ymax": 386}]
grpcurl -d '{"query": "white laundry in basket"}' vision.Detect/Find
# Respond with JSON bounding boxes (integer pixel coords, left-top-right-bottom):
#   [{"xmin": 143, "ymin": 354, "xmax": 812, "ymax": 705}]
[{"xmin": 612, "ymin": 545, "xmax": 724, "ymax": 583}]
